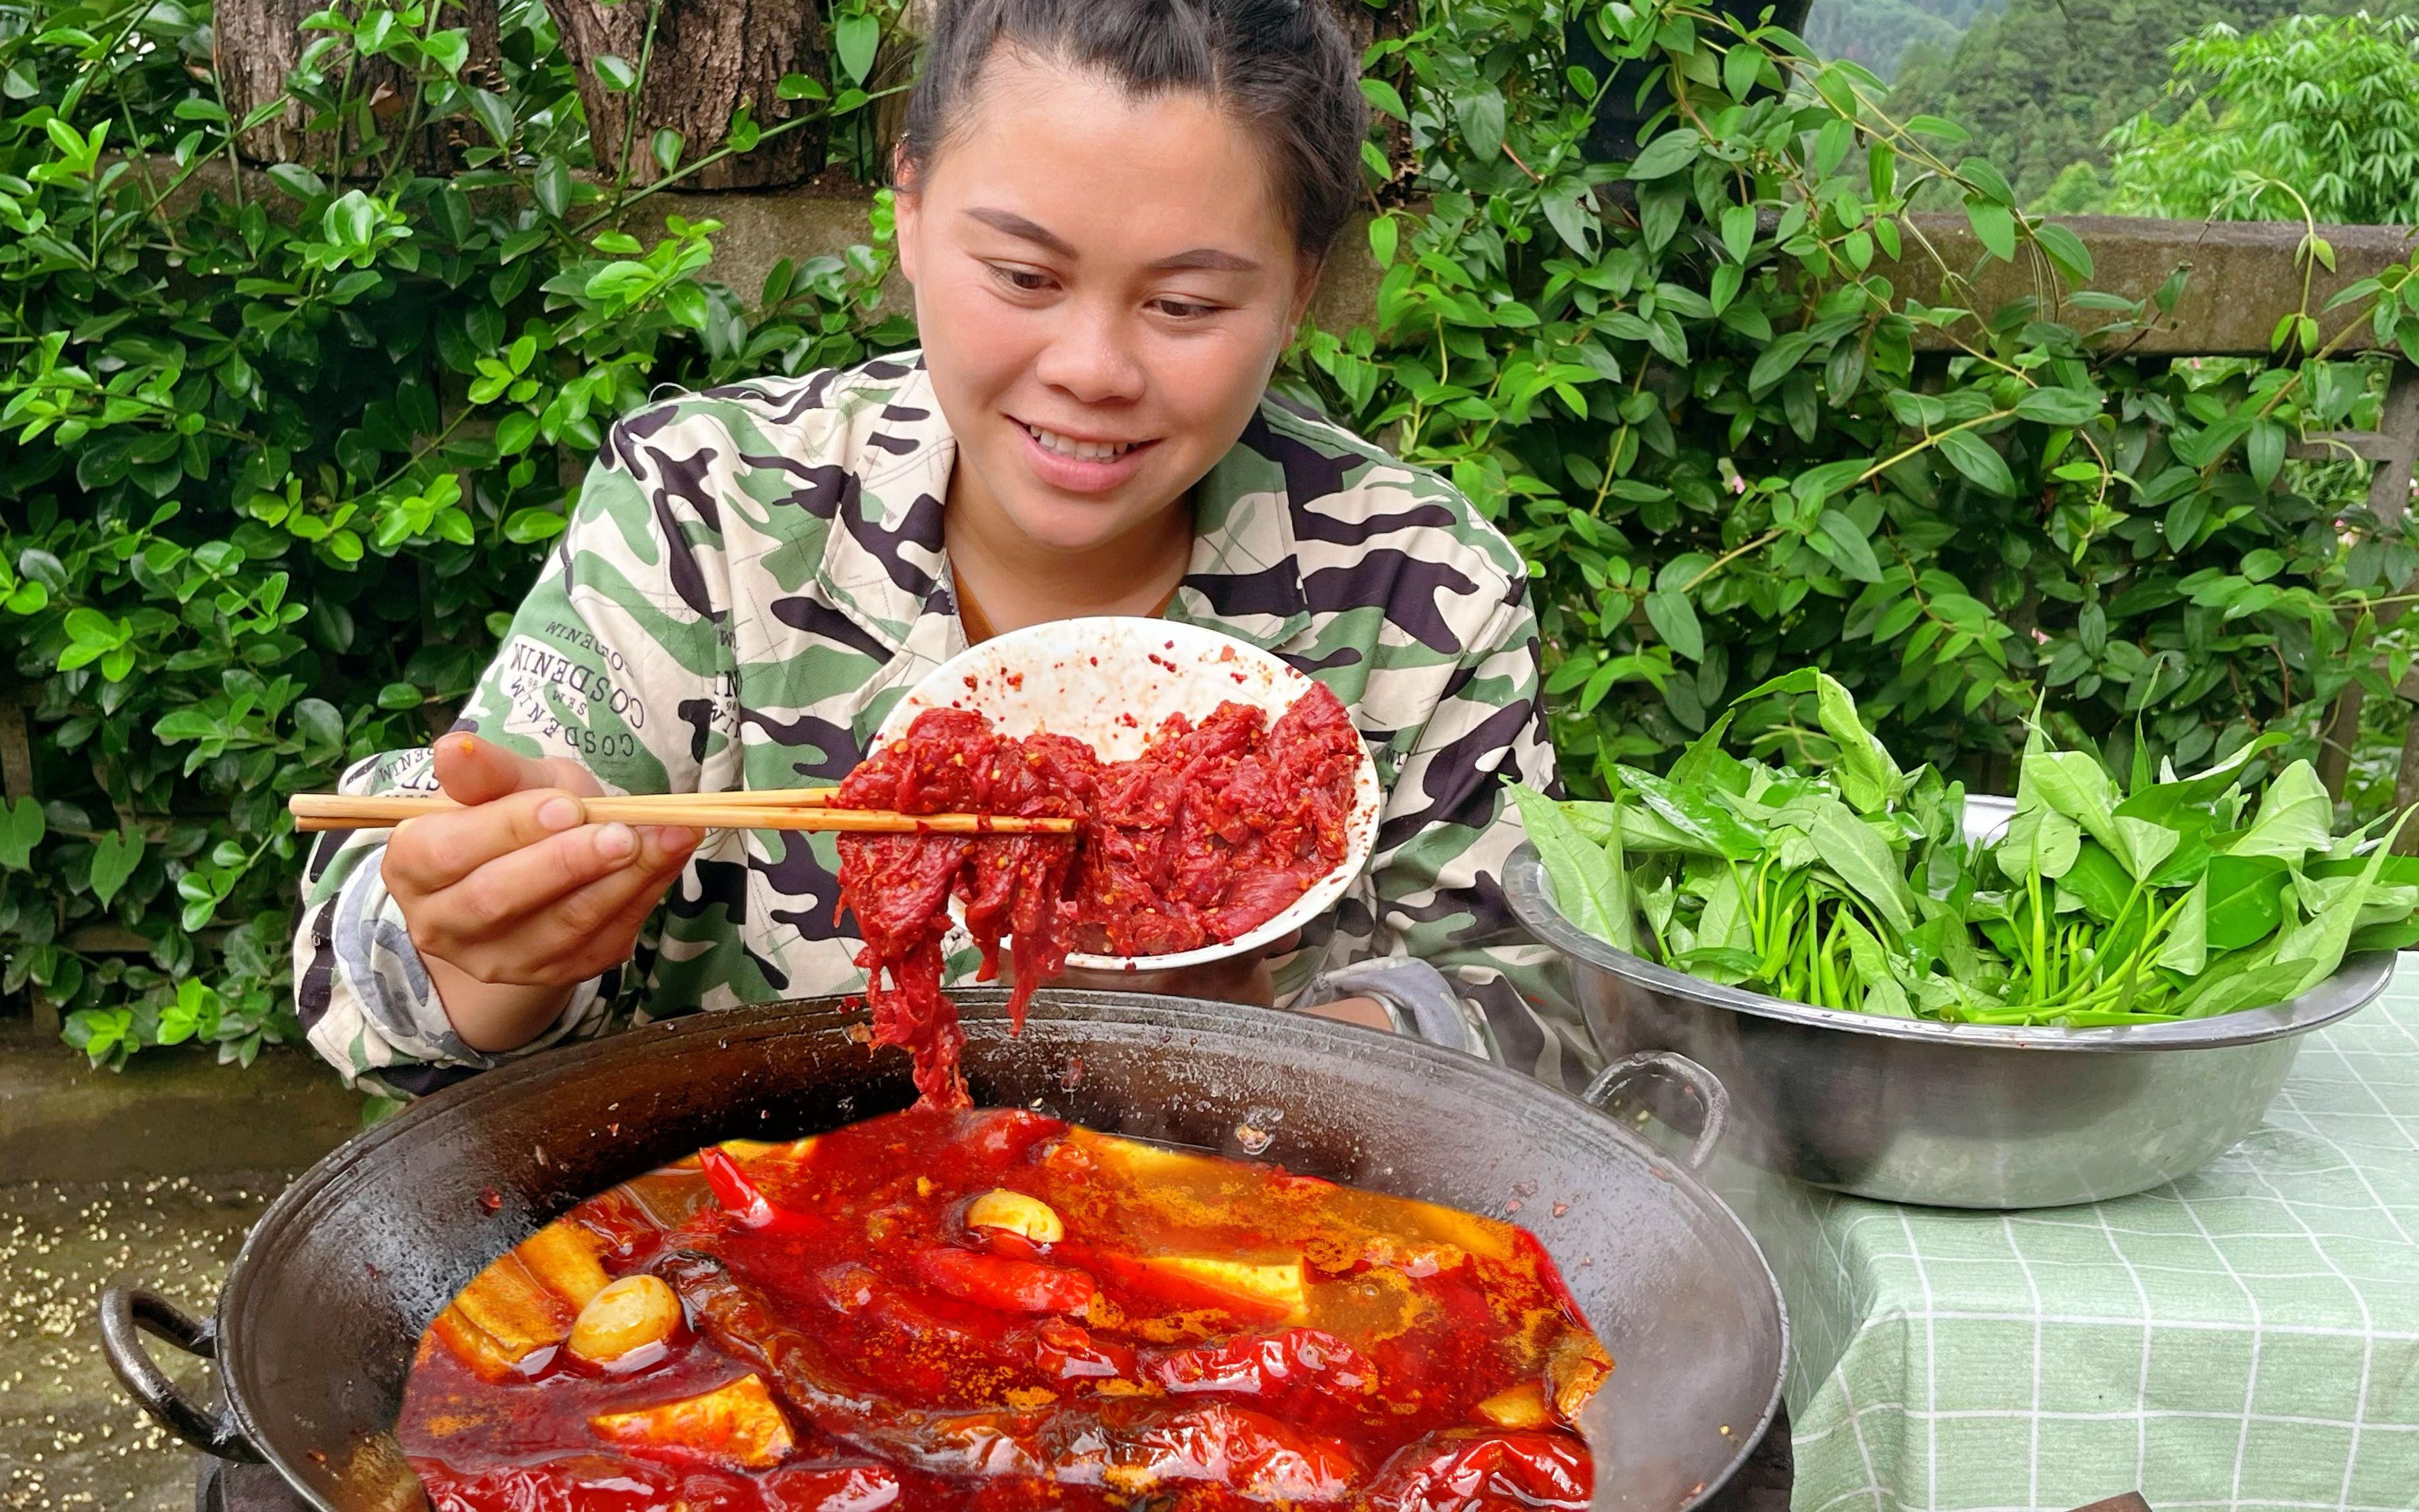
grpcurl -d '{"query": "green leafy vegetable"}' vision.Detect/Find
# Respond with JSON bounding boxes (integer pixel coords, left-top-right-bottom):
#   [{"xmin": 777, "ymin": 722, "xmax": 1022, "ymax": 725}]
[
  {"xmin": 1610, "ymin": 765, "xmax": 1764, "ymax": 861},
  {"xmin": 1803, "ymin": 798, "xmax": 1918, "ymax": 935},
  {"xmin": 1522, "ymin": 671, "xmax": 2418, "ymax": 1027},
  {"xmin": 1512, "ymin": 783, "xmax": 1633, "ymax": 954},
  {"xmin": 2202, "ymin": 855, "xmax": 2288, "ymax": 949},
  {"xmin": 2228, "ymin": 761, "xmax": 2334, "ymax": 861}
]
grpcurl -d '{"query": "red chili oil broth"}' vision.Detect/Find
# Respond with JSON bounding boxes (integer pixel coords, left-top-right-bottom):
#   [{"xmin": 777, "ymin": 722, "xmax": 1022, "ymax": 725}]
[{"xmin": 401, "ymin": 1105, "xmax": 1605, "ymax": 1511}]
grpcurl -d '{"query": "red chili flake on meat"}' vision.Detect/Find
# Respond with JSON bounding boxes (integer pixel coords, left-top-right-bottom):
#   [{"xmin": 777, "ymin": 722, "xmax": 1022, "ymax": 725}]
[
  {"xmin": 1552, "ymin": 1201, "xmax": 1571, "ymax": 1217},
  {"xmin": 831, "ymin": 685, "xmax": 1360, "ymax": 1108},
  {"xmin": 477, "ymin": 1188, "xmax": 503, "ymax": 1213}
]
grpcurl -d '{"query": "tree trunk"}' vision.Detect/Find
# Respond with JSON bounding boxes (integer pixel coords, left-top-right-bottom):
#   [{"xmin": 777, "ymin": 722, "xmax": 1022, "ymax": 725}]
[
  {"xmin": 544, "ymin": 0, "xmax": 829, "ymax": 191},
  {"xmin": 213, "ymin": 0, "xmax": 503, "ymax": 171}
]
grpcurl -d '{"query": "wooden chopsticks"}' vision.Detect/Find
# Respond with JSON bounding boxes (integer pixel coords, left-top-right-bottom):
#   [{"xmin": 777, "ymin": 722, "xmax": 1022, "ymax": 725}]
[{"xmin": 286, "ymin": 791, "xmax": 1078, "ymax": 836}]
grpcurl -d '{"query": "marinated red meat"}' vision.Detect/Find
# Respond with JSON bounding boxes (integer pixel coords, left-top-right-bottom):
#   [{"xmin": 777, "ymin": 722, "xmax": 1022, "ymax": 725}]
[
  {"xmin": 399, "ymin": 1107, "xmax": 1606, "ymax": 1510},
  {"xmin": 1077, "ymin": 683, "xmax": 1363, "ymax": 955},
  {"xmin": 831, "ymin": 709, "xmax": 1093, "ymax": 1108},
  {"xmin": 833, "ymin": 685, "xmax": 1362, "ymax": 1108}
]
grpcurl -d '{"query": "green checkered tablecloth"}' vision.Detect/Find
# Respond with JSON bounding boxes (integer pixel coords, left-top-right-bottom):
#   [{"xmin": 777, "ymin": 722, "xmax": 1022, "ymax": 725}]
[{"xmin": 1710, "ymin": 953, "xmax": 2419, "ymax": 1512}]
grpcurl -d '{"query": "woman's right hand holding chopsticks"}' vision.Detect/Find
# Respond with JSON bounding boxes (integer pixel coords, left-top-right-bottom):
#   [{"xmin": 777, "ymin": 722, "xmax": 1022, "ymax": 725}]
[{"xmin": 379, "ymin": 733, "xmax": 700, "ymax": 1053}]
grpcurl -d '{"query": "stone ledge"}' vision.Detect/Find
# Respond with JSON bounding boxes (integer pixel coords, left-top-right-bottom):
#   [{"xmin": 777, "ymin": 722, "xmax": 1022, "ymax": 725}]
[
  {"xmin": 1882, "ymin": 214, "xmax": 2419, "ymax": 359},
  {"xmin": 147, "ymin": 157, "xmax": 2414, "ymax": 357},
  {"xmin": 0, "ymin": 1025, "xmax": 364, "ymax": 1182}
]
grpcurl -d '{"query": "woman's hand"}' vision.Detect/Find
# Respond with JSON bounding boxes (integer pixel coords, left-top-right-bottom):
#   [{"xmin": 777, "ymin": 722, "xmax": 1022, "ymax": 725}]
[
  {"xmin": 1300, "ymin": 996, "xmax": 1393, "ymax": 1031},
  {"xmin": 381, "ymin": 734, "xmax": 699, "ymax": 1053}
]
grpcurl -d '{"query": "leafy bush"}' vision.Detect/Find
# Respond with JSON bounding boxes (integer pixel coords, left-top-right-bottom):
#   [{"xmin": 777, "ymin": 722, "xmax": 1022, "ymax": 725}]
[
  {"xmin": 1295, "ymin": 3, "xmax": 2419, "ymax": 797},
  {"xmin": 2100, "ymin": 12, "xmax": 2419, "ymax": 225},
  {"xmin": 3, "ymin": 0, "xmax": 2416, "ymax": 1067},
  {"xmin": 0, "ymin": 0, "xmax": 910, "ymax": 1065},
  {"xmin": 1882, "ymin": 0, "xmax": 2307, "ymax": 207}
]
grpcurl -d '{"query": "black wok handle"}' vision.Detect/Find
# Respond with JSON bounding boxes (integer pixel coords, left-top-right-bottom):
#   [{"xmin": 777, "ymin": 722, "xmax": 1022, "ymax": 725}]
[
  {"xmin": 1581, "ymin": 1050, "xmax": 1730, "ymax": 1170},
  {"xmin": 98, "ymin": 1286, "xmax": 263, "ymax": 1463}
]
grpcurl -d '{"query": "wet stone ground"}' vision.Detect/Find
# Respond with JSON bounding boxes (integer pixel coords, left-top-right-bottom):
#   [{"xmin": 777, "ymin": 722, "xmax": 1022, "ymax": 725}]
[{"xmin": 0, "ymin": 1172, "xmax": 289, "ymax": 1511}]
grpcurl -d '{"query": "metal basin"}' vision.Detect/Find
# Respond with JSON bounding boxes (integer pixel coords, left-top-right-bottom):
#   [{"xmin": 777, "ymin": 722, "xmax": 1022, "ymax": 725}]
[{"xmin": 1506, "ymin": 845, "xmax": 2396, "ymax": 1209}]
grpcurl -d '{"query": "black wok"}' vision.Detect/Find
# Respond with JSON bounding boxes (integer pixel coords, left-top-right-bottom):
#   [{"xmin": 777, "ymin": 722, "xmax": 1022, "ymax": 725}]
[{"xmin": 103, "ymin": 990, "xmax": 1786, "ymax": 1511}]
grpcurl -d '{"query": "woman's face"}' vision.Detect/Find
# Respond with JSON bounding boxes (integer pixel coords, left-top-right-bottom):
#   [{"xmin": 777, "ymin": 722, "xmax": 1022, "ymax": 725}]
[{"xmin": 895, "ymin": 51, "xmax": 1317, "ymax": 555}]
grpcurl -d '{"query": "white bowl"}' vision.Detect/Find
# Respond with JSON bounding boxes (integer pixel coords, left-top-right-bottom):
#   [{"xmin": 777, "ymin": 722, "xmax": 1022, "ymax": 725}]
[{"xmin": 874, "ymin": 617, "xmax": 1384, "ymax": 972}]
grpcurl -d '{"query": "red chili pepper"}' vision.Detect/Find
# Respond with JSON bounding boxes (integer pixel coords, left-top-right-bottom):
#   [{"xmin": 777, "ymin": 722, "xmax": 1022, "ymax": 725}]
[
  {"xmin": 1143, "ymin": 1327, "xmax": 1376, "ymax": 1399},
  {"xmin": 695, "ymin": 1148, "xmax": 823, "ymax": 1240},
  {"xmin": 1031, "ymin": 1319, "xmax": 1135, "ymax": 1381},
  {"xmin": 1365, "ymin": 1431, "xmax": 1590, "ymax": 1511},
  {"xmin": 1047, "ymin": 1241, "xmax": 1295, "ymax": 1323},
  {"xmin": 913, "ymin": 1247, "xmax": 1096, "ymax": 1315}
]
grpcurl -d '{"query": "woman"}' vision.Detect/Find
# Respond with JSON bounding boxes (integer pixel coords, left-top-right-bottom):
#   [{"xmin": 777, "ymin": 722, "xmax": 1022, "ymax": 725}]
[{"xmin": 295, "ymin": 0, "xmax": 1584, "ymax": 1099}]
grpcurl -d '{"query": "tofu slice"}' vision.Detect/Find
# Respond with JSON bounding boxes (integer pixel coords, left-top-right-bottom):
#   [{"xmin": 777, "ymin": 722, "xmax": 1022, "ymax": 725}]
[
  {"xmin": 1073, "ymin": 1130, "xmax": 1231, "ymax": 1183},
  {"xmin": 1139, "ymin": 1254, "xmax": 1308, "ymax": 1317},
  {"xmin": 516, "ymin": 1224, "xmax": 609, "ymax": 1309},
  {"xmin": 1389, "ymin": 1199, "xmax": 1516, "ymax": 1264},
  {"xmin": 1548, "ymin": 1332, "xmax": 1614, "ymax": 1423},
  {"xmin": 443, "ymin": 1254, "xmax": 574, "ymax": 1364},
  {"xmin": 1473, "ymin": 1381, "xmax": 1551, "ymax": 1429},
  {"xmin": 669, "ymin": 1136, "xmax": 819, "ymax": 1169},
  {"xmin": 590, "ymin": 1374, "xmax": 795, "ymax": 1469},
  {"xmin": 426, "ymin": 1306, "xmax": 527, "ymax": 1381},
  {"xmin": 429, "ymin": 1223, "xmax": 607, "ymax": 1377}
]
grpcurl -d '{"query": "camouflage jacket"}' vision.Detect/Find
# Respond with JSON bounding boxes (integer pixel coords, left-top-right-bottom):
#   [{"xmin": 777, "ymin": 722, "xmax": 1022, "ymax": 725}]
[{"xmin": 295, "ymin": 352, "xmax": 1587, "ymax": 1098}]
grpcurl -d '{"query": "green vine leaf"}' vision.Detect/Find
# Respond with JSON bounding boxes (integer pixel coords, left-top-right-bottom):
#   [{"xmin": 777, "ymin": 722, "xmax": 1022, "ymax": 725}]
[
  {"xmin": 89, "ymin": 829, "xmax": 143, "ymax": 906},
  {"xmin": 1937, "ymin": 429, "xmax": 2017, "ymax": 496},
  {"xmin": 0, "ymin": 798, "xmax": 45, "ymax": 871},
  {"xmin": 1964, "ymin": 198, "xmax": 2016, "ymax": 263}
]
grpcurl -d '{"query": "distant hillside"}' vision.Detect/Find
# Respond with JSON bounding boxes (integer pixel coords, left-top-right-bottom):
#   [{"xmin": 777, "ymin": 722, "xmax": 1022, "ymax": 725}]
[
  {"xmin": 1802, "ymin": 0, "xmax": 1991, "ymax": 80},
  {"xmin": 1883, "ymin": 0, "xmax": 2310, "ymax": 204}
]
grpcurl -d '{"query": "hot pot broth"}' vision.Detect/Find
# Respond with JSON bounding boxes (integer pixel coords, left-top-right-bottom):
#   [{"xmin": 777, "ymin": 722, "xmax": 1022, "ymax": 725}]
[{"xmin": 399, "ymin": 1105, "xmax": 1607, "ymax": 1510}]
